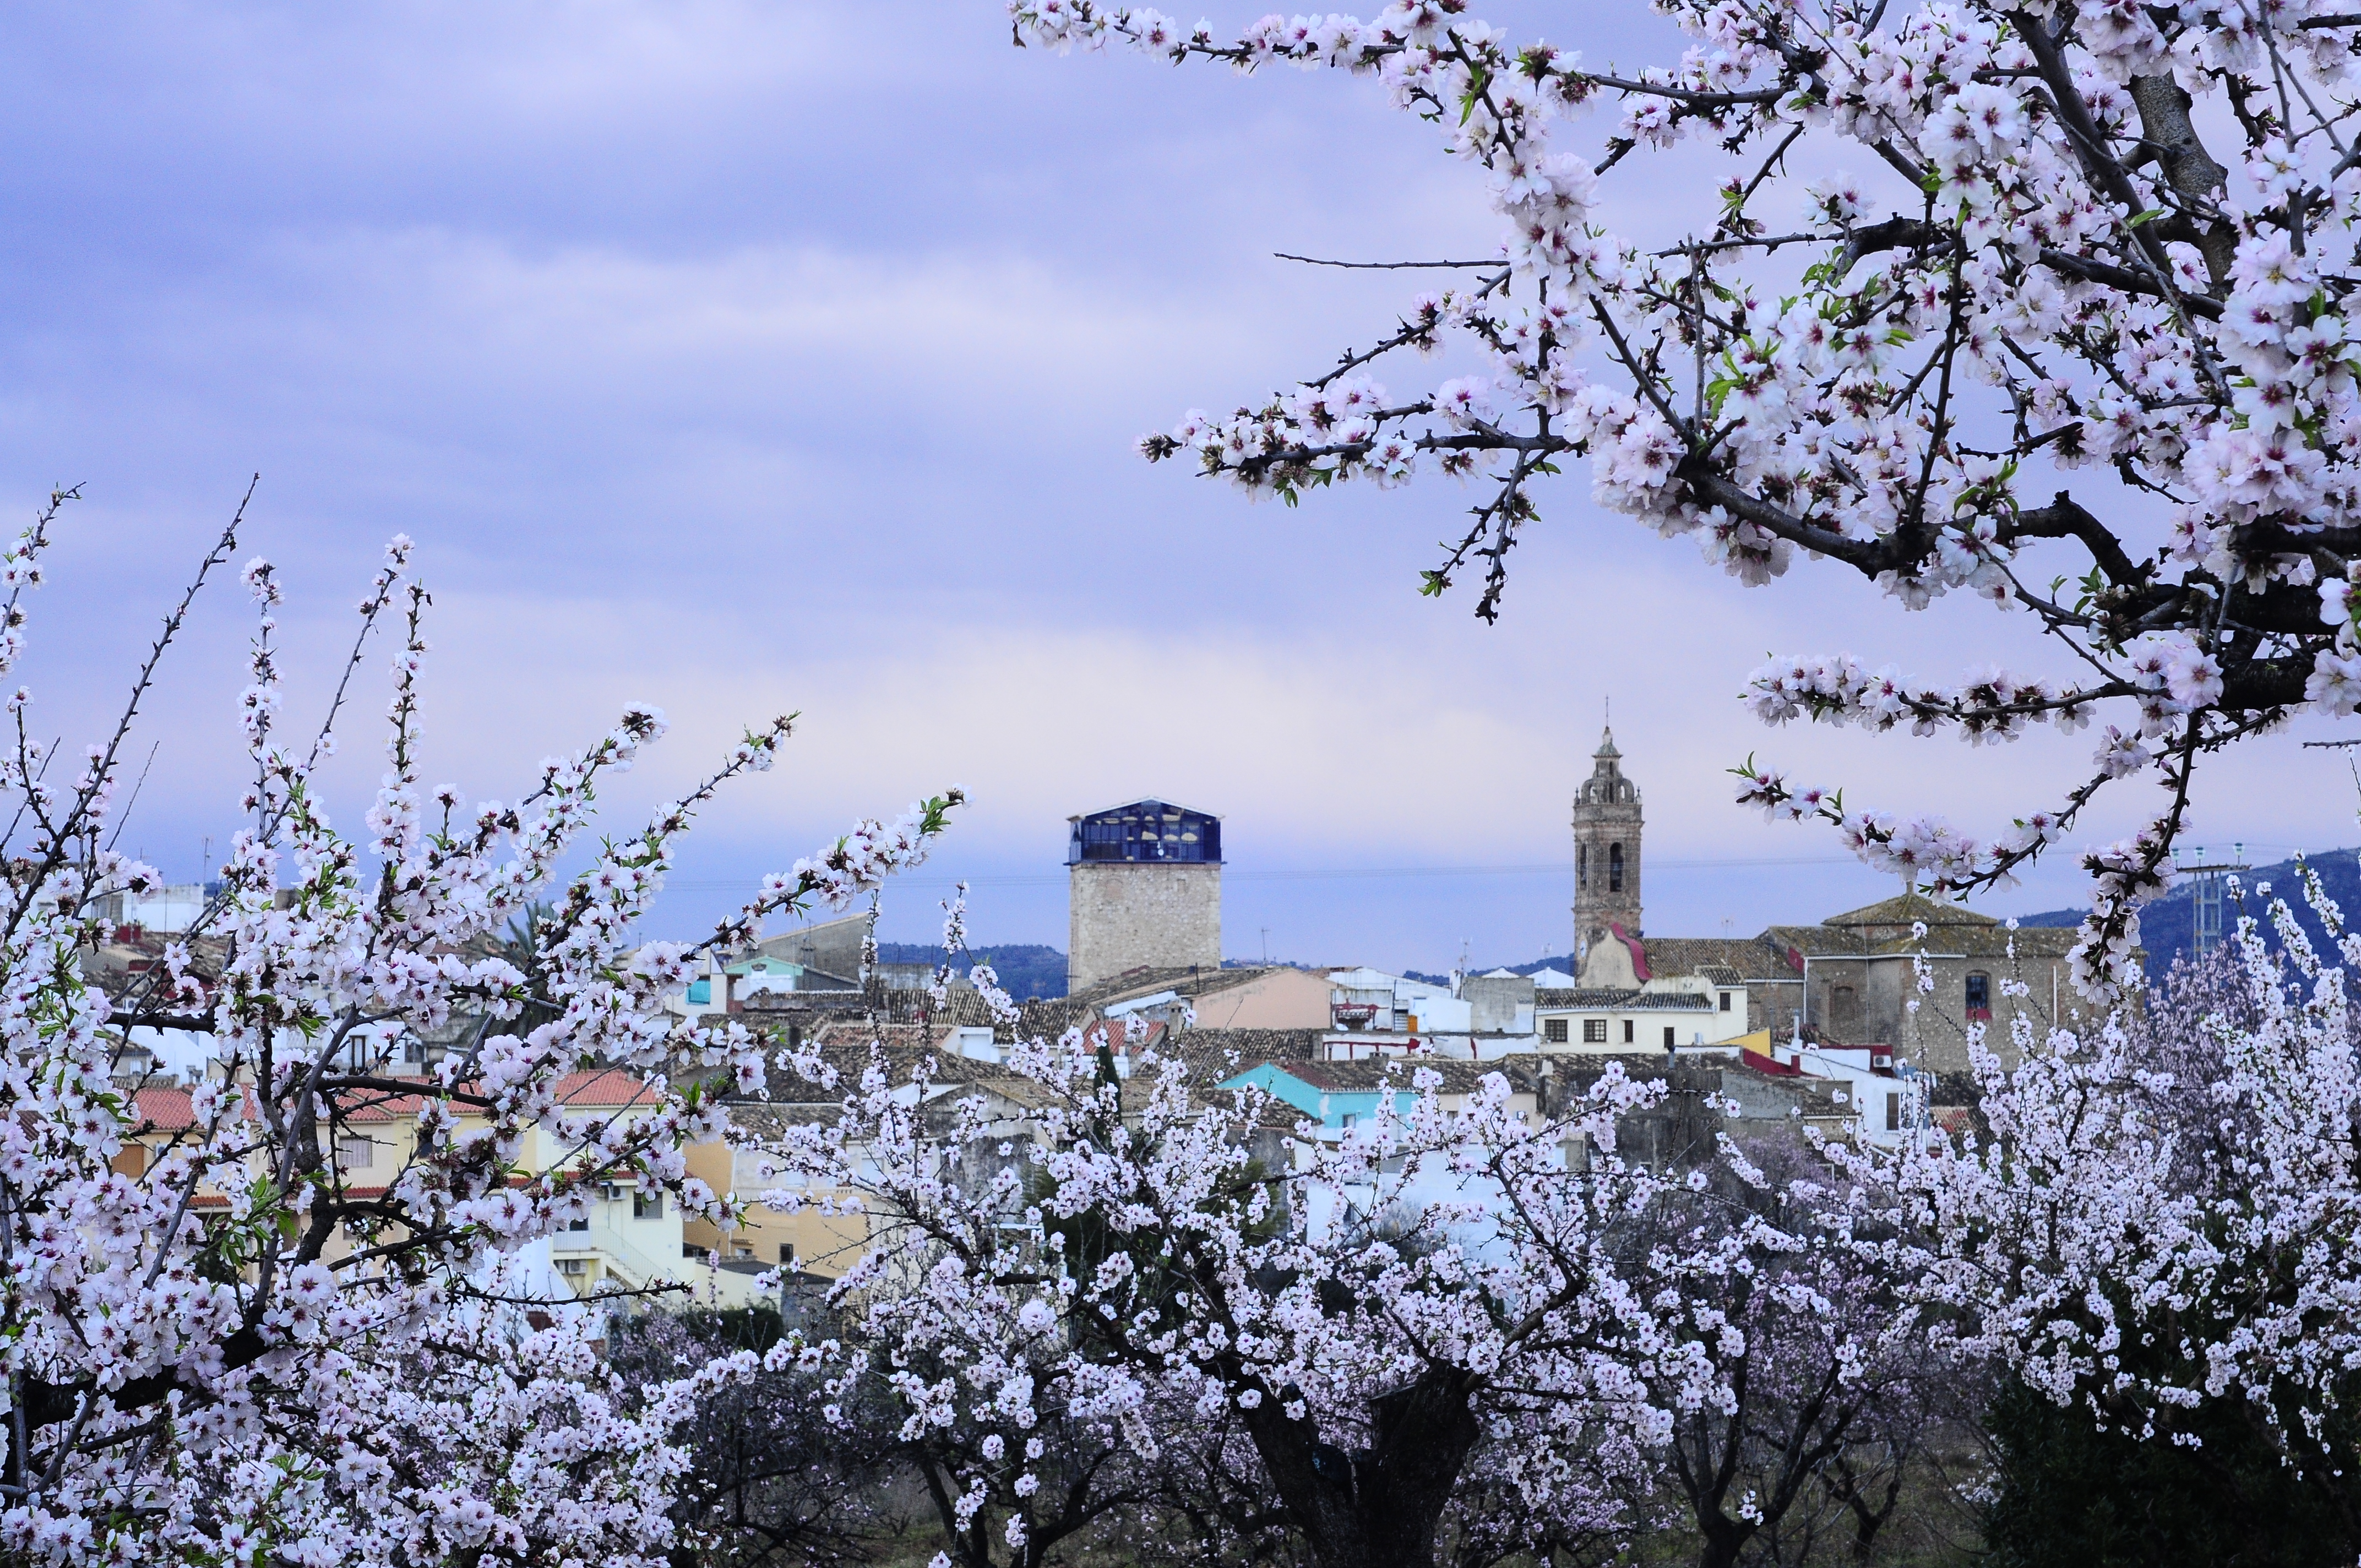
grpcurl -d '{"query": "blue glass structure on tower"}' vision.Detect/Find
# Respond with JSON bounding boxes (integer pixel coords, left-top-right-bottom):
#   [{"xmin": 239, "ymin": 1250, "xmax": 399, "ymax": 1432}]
[{"xmin": 1066, "ymin": 799, "xmax": 1222, "ymax": 865}]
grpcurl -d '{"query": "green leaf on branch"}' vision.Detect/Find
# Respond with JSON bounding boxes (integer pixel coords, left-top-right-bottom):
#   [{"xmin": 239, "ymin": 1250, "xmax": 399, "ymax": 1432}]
[{"xmin": 1459, "ymin": 65, "xmax": 1489, "ymax": 124}]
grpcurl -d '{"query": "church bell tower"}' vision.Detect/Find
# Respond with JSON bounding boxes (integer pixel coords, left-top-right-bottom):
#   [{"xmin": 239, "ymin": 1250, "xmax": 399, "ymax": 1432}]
[{"xmin": 1573, "ymin": 727, "xmax": 1642, "ymax": 959}]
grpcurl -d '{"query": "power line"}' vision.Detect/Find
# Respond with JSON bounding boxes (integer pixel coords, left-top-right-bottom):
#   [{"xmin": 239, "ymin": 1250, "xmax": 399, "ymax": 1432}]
[{"xmin": 655, "ymin": 852, "xmax": 1866, "ymax": 894}]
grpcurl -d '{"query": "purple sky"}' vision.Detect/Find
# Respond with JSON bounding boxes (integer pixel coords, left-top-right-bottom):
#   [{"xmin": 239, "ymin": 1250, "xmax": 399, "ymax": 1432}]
[{"xmin": 4, "ymin": 2, "xmax": 2352, "ymax": 971}]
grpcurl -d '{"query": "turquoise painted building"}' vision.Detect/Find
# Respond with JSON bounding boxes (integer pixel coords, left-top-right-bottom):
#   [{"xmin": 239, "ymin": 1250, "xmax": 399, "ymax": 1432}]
[
  {"xmin": 1217, "ymin": 1063, "xmax": 1387, "ymax": 1131},
  {"xmin": 686, "ymin": 954, "xmax": 810, "ymax": 1008}
]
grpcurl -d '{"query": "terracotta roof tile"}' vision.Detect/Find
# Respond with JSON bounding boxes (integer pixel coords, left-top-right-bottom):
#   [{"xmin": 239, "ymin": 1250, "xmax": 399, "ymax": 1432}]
[
  {"xmin": 1824, "ymin": 891, "xmax": 1997, "ymax": 930},
  {"xmin": 1062, "ymin": 966, "xmax": 1203, "ymax": 1007},
  {"xmin": 131, "ymin": 1087, "xmax": 193, "ymax": 1131},
  {"xmin": 1164, "ymin": 1028, "xmax": 1325, "ymax": 1081},
  {"xmin": 1226, "ymin": 1058, "xmax": 1540, "ymax": 1096},
  {"xmin": 1535, "ymin": 988, "xmax": 1727, "ymax": 1011},
  {"xmin": 1636, "ymin": 937, "xmax": 1802, "ymax": 981},
  {"xmin": 1075, "ymin": 966, "xmax": 1306, "ymax": 1009},
  {"xmin": 549, "ymin": 1069, "xmax": 663, "ymax": 1109}
]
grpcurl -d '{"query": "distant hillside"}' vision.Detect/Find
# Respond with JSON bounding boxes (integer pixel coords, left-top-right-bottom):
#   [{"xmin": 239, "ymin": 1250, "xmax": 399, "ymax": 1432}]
[
  {"xmin": 2018, "ymin": 847, "xmax": 2361, "ymax": 979},
  {"xmin": 1501, "ymin": 954, "xmax": 1578, "ymax": 978},
  {"xmin": 1397, "ymin": 955, "xmax": 1579, "ymax": 986},
  {"xmin": 1407, "ymin": 955, "xmax": 1579, "ymax": 986},
  {"xmin": 873, "ymin": 941, "xmax": 1068, "ymax": 1000}
]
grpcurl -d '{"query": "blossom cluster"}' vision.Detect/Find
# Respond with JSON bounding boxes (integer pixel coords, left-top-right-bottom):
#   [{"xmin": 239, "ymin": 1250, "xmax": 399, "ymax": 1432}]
[
  {"xmin": 769, "ymin": 1003, "xmax": 1930, "ymax": 1562},
  {"xmin": 0, "ymin": 500, "xmax": 959, "ymax": 1565},
  {"xmin": 1019, "ymin": 0, "xmax": 2361, "ymax": 993},
  {"xmin": 1826, "ymin": 869, "xmax": 2361, "ymax": 1477},
  {"xmin": 778, "ymin": 869, "xmax": 2361, "ymax": 1555}
]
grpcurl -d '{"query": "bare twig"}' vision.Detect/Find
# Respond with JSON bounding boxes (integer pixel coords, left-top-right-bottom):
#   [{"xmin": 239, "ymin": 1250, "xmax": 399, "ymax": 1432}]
[{"xmin": 1274, "ymin": 253, "xmax": 1503, "ymax": 269}]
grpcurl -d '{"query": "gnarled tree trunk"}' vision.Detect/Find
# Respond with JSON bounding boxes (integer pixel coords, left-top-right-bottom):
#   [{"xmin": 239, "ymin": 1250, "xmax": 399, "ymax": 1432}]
[{"xmin": 1238, "ymin": 1373, "xmax": 1483, "ymax": 1568}]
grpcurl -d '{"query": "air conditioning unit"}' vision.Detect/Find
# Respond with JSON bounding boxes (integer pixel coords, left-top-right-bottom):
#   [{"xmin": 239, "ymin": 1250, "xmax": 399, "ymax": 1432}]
[{"xmin": 556, "ymin": 1258, "xmax": 587, "ymax": 1276}]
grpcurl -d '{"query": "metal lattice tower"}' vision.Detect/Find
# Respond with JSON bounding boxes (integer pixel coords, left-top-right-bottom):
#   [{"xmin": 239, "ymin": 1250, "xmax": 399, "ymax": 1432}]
[{"xmin": 2179, "ymin": 842, "xmax": 2249, "ymax": 956}]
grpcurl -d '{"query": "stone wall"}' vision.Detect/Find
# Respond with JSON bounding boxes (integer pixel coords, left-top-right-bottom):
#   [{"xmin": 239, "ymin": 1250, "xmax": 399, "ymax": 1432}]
[
  {"xmin": 1799, "ymin": 949, "xmax": 2079, "ymax": 1074},
  {"xmin": 1067, "ymin": 862, "xmax": 1221, "ymax": 992}
]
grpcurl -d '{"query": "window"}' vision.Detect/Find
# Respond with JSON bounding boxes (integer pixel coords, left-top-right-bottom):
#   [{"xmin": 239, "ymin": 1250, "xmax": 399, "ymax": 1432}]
[
  {"xmin": 1622, "ymin": 1019, "xmax": 1634, "ymax": 1044},
  {"xmin": 633, "ymin": 1191, "xmax": 665, "ymax": 1220},
  {"xmin": 1885, "ymin": 1092, "xmax": 1901, "ymax": 1132},
  {"xmin": 1662, "ymin": 1026, "xmax": 1675, "ymax": 1050},
  {"xmin": 1718, "ymin": 991, "xmax": 1732, "ymax": 1012},
  {"xmin": 779, "ymin": 1242, "xmax": 797, "ymax": 1266},
  {"xmin": 1576, "ymin": 843, "xmax": 1587, "ymax": 889},
  {"xmin": 1545, "ymin": 1019, "xmax": 1569, "ymax": 1043},
  {"xmin": 1965, "ymin": 972, "xmax": 1992, "ymax": 1021},
  {"xmin": 685, "ymin": 978, "xmax": 710, "ymax": 1004},
  {"xmin": 1581, "ymin": 1019, "xmax": 1608, "ymax": 1043},
  {"xmin": 1609, "ymin": 842, "xmax": 1625, "ymax": 892},
  {"xmin": 568, "ymin": 1216, "xmax": 589, "ymax": 1231},
  {"xmin": 334, "ymin": 1135, "xmax": 373, "ymax": 1170}
]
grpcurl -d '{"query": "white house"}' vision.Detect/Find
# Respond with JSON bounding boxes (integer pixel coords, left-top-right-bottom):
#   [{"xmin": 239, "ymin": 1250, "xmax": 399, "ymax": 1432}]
[
  {"xmin": 1533, "ymin": 970, "xmax": 1755, "ymax": 1056},
  {"xmin": 96, "ymin": 884, "xmax": 207, "ymax": 935},
  {"xmin": 1754, "ymin": 1033, "xmax": 1927, "ymax": 1148}
]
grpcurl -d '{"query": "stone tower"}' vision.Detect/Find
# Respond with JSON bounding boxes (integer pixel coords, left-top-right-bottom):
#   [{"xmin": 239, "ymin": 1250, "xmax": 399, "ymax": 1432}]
[
  {"xmin": 1066, "ymin": 798, "xmax": 1223, "ymax": 992},
  {"xmin": 1572, "ymin": 727, "xmax": 1642, "ymax": 959}
]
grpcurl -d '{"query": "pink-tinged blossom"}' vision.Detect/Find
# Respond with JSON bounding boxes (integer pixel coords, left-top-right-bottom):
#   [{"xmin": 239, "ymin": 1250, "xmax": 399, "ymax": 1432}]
[
  {"xmin": 1025, "ymin": 0, "xmax": 2361, "ymax": 995},
  {"xmin": 2322, "ymin": 573, "xmax": 2355, "ymax": 633},
  {"xmin": 1822, "ymin": 874, "xmax": 2361, "ymax": 1481},
  {"xmin": 2309, "ymin": 648, "xmax": 2361, "ymax": 715},
  {"xmin": 0, "ymin": 514, "xmax": 962, "ymax": 1566}
]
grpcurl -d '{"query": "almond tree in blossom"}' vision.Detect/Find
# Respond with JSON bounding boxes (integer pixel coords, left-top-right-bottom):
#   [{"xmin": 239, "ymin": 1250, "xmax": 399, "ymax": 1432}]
[
  {"xmin": 1014, "ymin": 0, "xmax": 2361, "ymax": 998},
  {"xmin": 603, "ymin": 1305, "xmax": 910, "ymax": 1565},
  {"xmin": 0, "ymin": 484, "xmax": 961, "ymax": 1565},
  {"xmin": 1824, "ymin": 869, "xmax": 2361, "ymax": 1551},
  {"xmin": 1621, "ymin": 1141, "xmax": 1955, "ymax": 1568},
  {"xmin": 766, "ymin": 998, "xmax": 1884, "ymax": 1568}
]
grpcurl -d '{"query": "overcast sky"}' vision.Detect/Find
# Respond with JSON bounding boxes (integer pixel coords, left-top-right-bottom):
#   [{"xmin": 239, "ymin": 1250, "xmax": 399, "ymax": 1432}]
[{"xmin": 3, "ymin": 2, "xmax": 2351, "ymax": 971}]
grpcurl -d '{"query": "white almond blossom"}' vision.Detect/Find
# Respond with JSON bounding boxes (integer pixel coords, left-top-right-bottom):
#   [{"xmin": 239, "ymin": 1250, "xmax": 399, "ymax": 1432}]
[
  {"xmin": 0, "ymin": 488, "xmax": 960, "ymax": 1565},
  {"xmin": 1019, "ymin": 0, "xmax": 2361, "ymax": 997}
]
